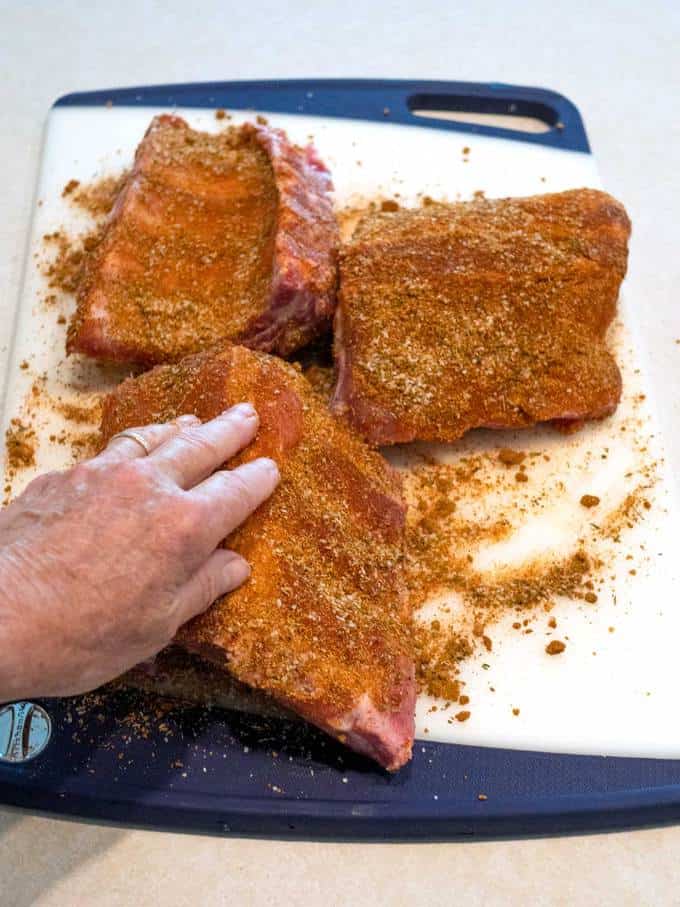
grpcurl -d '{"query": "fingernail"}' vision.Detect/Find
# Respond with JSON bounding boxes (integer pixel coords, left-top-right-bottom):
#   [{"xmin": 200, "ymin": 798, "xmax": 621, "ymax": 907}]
[
  {"xmin": 224, "ymin": 554, "xmax": 251, "ymax": 586},
  {"xmin": 223, "ymin": 402, "xmax": 257, "ymax": 419},
  {"xmin": 253, "ymin": 457, "xmax": 280, "ymax": 481},
  {"xmin": 176, "ymin": 414, "xmax": 200, "ymax": 425}
]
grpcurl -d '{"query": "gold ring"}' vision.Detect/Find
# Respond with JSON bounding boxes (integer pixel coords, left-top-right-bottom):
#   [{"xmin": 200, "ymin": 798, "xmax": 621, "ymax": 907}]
[{"xmin": 111, "ymin": 429, "xmax": 152, "ymax": 456}]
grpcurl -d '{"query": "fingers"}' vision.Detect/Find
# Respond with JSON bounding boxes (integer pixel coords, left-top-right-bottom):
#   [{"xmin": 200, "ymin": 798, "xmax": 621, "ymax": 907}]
[
  {"xmin": 172, "ymin": 548, "xmax": 251, "ymax": 625},
  {"xmin": 98, "ymin": 414, "xmax": 200, "ymax": 464},
  {"xmin": 190, "ymin": 457, "xmax": 280, "ymax": 543},
  {"xmin": 150, "ymin": 403, "xmax": 260, "ymax": 489}
]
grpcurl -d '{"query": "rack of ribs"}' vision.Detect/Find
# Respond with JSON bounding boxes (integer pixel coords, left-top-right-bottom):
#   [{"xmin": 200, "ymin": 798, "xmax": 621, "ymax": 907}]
[
  {"xmin": 331, "ymin": 188, "xmax": 631, "ymax": 444},
  {"xmin": 68, "ymin": 115, "xmax": 338, "ymax": 364},
  {"xmin": 101, "ymin": 343, "xmax": 415, "ymax": 771}
]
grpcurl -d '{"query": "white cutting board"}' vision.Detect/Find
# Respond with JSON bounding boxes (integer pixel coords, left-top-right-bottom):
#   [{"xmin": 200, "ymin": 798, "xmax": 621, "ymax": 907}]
[{"xmin": 3, "ymin": 105, "xmax": 680, "ymax": 758}]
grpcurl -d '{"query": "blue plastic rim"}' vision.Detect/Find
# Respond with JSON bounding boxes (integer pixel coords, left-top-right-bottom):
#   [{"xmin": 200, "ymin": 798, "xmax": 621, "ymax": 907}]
[
  {"xmin": 4, "ymin": 79, "xmax": 668, "ymax": 842},
  {"xmin": 53, "ymin": 78, "xmax": 591, "ymax": 153},
  {"xmin": 3, "ymin": 687, "xmax": 680, "ymax": 840}
]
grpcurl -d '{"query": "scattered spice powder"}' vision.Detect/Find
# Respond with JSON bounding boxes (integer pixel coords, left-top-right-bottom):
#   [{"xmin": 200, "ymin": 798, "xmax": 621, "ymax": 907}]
[
  {"xmin": 41, "ymin": 229, "xmax": 95, "ymax": 294},
  {"xmin": 62, "ymin": 178, "xmax": 80, "ymax": 197},
  {"xmin": 498, "ymin": 448, "xmax": 525, "ymax": 466},
  {"xmin": 40, "ymin": 174, "xmax": 127, "ymax": 306},
  {"xmin": 410, "ymin": 470, "xmax": 588, "ymax": 584},
  {"xmin": 71, "ymin": 172, "xmax": 128, "ymax": 218},
  {"xmin": 601, "ymin": 486, "xmax": 653, "ymax": 540},
  {"xmin": 5, "ymin": 419, "xmax": 36, "ymax": 469},
  {"xmin": 580, "ymin": 494, "xmax": 601, "ymax": 508},
  {"xmin": 546, "ymin": 640, "xmax": 566, "ymax": 655},
  {"xmin": 55, "ymin": 398, "xmax": 103, "ymax": 425},
  {"xmin": 3, "ymin": 370, "xmax": 105, "ymax": 503},
  {"xmin": 402, "ymin": 448, "xmax": 649, "ymax": 701},
  {"xmin": 455, "ymin": 711, "xmax": 471, "ymax": 722}
]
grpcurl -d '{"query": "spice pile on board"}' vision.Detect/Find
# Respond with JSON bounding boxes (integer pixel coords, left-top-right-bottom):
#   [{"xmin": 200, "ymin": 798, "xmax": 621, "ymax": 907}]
[{"xmin": 399, "ymin": 399, "xmax": 657, "ymax": 717}]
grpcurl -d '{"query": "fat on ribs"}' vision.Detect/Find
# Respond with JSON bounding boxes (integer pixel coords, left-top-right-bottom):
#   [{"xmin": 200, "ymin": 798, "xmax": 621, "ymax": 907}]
[
  {"xmin": 101, "ymin": 343, "xmax": 415, "ymax": 771},
  {"xmin": 68, "ymin": 115, "xmax": 338, "ymax": 364},
  {"xmin": 331, "ymin": 188, "xmax": 631, "ymax": 444}
]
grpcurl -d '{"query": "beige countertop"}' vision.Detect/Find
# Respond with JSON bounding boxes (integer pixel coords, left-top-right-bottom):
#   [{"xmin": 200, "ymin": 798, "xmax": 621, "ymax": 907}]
[
  {"xmin": 2, "ymin": 1, "xmax": 680, "ymax": 903},
  {"xmin": 1, "ymin": 809, "xmax": 680, "ymax": 906}
]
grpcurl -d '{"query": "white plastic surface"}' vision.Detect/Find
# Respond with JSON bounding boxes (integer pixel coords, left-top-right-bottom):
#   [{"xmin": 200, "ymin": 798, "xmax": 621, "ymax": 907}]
[{"xmin": 4, "ymin": 105, "xmax": 680, "ymax": 758}]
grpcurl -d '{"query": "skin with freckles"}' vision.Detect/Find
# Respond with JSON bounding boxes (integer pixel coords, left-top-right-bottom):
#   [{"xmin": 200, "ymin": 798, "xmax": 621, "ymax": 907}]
[{"xmin": 0, "ymin": 404, "xmax": 280, "ymax": 700}]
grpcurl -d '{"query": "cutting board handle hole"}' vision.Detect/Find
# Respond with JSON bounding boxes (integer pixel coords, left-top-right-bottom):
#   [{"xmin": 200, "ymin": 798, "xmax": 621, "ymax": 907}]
[{"xmin": 408, "ymin": 94, "xmax": 558, "ymax": 134}]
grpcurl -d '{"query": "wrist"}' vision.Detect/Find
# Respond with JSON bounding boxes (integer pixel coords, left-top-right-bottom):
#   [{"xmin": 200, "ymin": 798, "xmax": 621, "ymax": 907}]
[{"xmin": 0, "ymin": 551, "xmax": 44, "ymax": 700}]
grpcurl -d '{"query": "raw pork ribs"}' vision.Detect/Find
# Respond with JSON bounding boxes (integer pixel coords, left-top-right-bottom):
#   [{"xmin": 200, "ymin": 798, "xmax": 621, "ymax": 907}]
[
  {"xmin": 101, "ymin": 343, "xmax": 415, "ymax": 771},
  {"xmin": 331, "ymin": 189, "xmax": 631, "ymax": 444},
  {"xmin": 68, "ymin": 115, "xmax": 338, "ymax": 364}
]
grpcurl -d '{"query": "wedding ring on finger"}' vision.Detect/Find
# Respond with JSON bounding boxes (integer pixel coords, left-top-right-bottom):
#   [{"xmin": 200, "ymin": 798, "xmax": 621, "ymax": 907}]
[{"xmin": 109, "ymin": 429, "xmax": 153, "ymax": 456}]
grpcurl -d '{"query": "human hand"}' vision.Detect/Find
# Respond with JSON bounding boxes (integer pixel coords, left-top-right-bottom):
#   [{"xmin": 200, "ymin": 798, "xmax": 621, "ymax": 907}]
[{"xmin": 0, "ymin": 403, "xmax": 279, "ymax": 699}]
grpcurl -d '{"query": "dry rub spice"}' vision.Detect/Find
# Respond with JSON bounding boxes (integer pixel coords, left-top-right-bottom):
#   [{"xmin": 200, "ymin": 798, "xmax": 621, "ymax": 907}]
[
  {"xmin": 70, "ymin": 172, "xmax": 128, "ymax": 219},
  {"xmin": 402, "ymin": 446, "xmax": 651, "ymax": 701},
  {"xmin": 5, "ymin": 419, "xmax": 36, "ymax": 469},
  {"xmin": 62, "ymin": 179, "xmax": 80, "ymax": 197},
  {"xmin": 55, "ymin": 398, "xmax": 103, "ymax": 425},
  {"xmin": 3, "ymin": 372, "xmax": 104, "ymax": 504},
  {"xmin": 601, "ymin": 487, "xmax": 653, "ymax": 541},
  {"xmin": 498, "ymin": 448, "xmax": 525, "ymax": 466},
  {"xmin": 41, "ymin": 229, "xmax": 99, "ymax": 294},
  {"xmin": 303, "ymin": 364, "xmax": 335, "ymax": 401},
  {"xmin": 42, "ymin": 174, "xmax": 128, "ymax": 299},
  {"xmin": 335, "ymin": 191, "xmax": 629, "ymax": 444}
]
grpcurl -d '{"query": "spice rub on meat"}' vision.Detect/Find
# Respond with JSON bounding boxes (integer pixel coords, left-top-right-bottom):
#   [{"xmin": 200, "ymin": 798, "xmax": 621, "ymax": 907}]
[
  {"xmin": 331, "ymin": 189, "xmax": 631, "ymax": 444},
  {"xmin": 101, "ymin": 344, "xmax": 415, "ymax": 771},
  {"xmin": 68, "ymin": 115, "xmax": 338, "ymax": 365}
]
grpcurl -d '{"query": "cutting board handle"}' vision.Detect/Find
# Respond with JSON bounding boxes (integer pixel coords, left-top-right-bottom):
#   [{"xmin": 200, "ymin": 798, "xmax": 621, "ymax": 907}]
[{"xmin": 54, "ymin": 78, "xmax": 590, "ymax": 153}]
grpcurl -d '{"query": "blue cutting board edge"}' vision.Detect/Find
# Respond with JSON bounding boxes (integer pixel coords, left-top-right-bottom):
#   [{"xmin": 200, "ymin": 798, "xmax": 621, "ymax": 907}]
[{"xmin": 4, "ymin": 79, "xmax": 676, "ymax": 841}]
